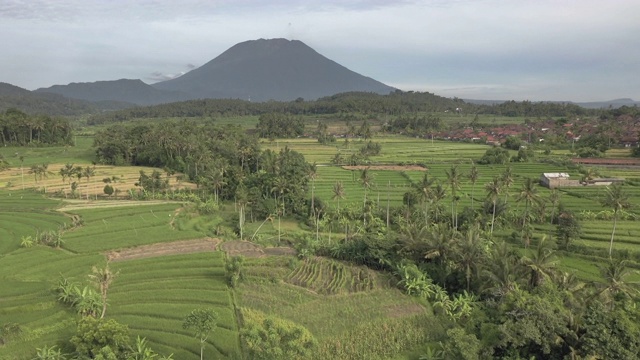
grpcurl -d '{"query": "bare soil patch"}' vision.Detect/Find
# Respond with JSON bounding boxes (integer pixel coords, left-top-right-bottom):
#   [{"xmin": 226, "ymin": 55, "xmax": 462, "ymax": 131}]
[
  {"xmin": 572, "ymin": 158, "xmax": 640, "ymax": 166},
  {"xmin": 58, "ymin": 199, "xmax": 183, "ymax": 212},
  {"xmin": 342, "ymin": 165, "xmax": 427, "ymax": 171},
  {"xmin": 106, "ymin": 238, "xmax": 222, "ymax": 262},
  {"xmin": 385, "ymin": 303, "xmax": 426, "ymax": 318},
  {"xmin": 219, "ymin": 241, "xmax": 297, "ymax": 258},
  {"xmin": 264, "ymin": 247, "xmax": 298, "ymax": 256}
]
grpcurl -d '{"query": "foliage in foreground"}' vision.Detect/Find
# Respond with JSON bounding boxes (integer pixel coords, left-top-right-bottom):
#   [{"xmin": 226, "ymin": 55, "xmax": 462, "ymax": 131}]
[{"xmin": 240, "ymin": 308, "xmax": 317, "ymax": 360}]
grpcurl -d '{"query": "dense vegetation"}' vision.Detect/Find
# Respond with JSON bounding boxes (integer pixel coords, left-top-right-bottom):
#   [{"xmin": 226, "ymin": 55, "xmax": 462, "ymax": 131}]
[
  {"xmin": 86, "ymin": 91, "xmax": 607, "ymax": 125},
  {"xmin": 1, "ymin": 91, "xmax": 640, "ymax": 359},
  {"xmin": 0, "ymin": 108, "xmax": 73, "ymax": 146}
]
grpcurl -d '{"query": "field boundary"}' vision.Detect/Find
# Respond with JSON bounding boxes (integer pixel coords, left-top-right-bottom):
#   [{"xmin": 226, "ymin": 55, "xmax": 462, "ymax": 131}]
[
  {"xmin": 106, "ymin": 238, "xmax": 222, "ymax": 262},
  {"xmin": 342, "ymin": 165, "xmax": 427, "ymax": 171}
]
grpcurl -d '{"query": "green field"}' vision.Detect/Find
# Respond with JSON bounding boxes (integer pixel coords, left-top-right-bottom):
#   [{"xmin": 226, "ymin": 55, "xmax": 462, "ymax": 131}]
[
  {"xmin": 3, "ymin": 128, "xmax": 640, "ymax": 359},
  {"xmin": 109, "ymin": 253, "xmax": 241, "ymax": 359}
]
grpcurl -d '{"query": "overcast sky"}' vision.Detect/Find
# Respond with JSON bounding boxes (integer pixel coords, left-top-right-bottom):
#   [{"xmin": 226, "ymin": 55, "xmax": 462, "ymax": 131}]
[{"xmin": 1, "ymin": 0, "xmax": 638, "ymax": 101}]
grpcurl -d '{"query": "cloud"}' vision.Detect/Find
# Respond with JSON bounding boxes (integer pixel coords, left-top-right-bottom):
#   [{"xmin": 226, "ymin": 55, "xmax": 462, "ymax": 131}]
[{"xmin": 1, "ymin": 0, "xmax": 639, "ymax": 100}]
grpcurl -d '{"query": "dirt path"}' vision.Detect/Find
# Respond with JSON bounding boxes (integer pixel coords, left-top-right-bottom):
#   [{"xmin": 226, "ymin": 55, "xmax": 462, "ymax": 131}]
[
  {"xmin": 219, "ymin": 241, "xmax": 296, "ymax": 258},
  {"xmin": 342, "ymin": 165, "xmax": 427, "ymax": 171},
  {"xmin": 106, "ymin": 238, "xmax": 222, "ymax": 262},
  {"xmin": 105, "ymin": 238, "xmax": 296, "ymax": 262},
  {"xmin": 58, "ymin": 199, "xmax": 183, "ymax": 212}
]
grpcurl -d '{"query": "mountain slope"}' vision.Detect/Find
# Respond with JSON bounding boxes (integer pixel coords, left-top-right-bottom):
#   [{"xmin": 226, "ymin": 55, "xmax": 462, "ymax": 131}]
[
  {"xmin": 153, "ymin": 38, "xmax": 396, "ymax": 102},
  {"xmin": 35, "ymin": 79, "xmax": 190, "ymax": 106},
  {"xmin": 0, "ymin": 82, "xmax": 99, "ymax": 115}
]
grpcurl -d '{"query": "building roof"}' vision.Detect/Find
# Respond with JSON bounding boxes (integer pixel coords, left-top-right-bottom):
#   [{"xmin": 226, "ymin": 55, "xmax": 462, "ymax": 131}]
[{"xmin": 543, "ymin": 173, "xmax": 570, "ymax": 178}]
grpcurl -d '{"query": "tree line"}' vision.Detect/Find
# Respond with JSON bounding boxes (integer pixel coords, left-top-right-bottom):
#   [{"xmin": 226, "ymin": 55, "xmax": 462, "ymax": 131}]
[
  {"xmin": 0, "ymin": 108, "xmax": 73, "ymax": 146},
  {"xmin": 87, "ymin": 91, "xmax": 607, "ymax": 125},
  {"xmin": 94, "ymin": 120, "xmax": 312, "ymax": 218}
]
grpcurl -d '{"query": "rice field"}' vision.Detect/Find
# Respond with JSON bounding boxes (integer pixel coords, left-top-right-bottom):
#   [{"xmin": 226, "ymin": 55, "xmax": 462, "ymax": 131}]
[{"xmin": 109, "ymin": 252, "xmax": 241, "ymax": 359}]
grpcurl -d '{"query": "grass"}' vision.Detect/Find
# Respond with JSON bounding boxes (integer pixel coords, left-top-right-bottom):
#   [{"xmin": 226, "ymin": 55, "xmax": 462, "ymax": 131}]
[
  {"xmin": 62, "ymin": 203, "xmax": 205, "ymax": 253},
  {"xmin": 236, "ymin": 255, "xmax": 438, "ymax": 359},
  {"xmin": 109, "ymin": 252, "xmax": 241, "ymax": 360}
]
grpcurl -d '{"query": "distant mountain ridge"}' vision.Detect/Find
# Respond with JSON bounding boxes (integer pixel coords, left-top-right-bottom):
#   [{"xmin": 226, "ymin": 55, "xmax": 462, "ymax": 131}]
[
  {"xmin": 153, "ymin": 38, "xmax": 396, "ymax": 102},
  {"xmin": 35, "ymin": 79, "xmax": 190, "ymax": 106},
  {"xmin": 0, "ymin": 82, "xmax": 100, "ymax": 115},
  {"xmin": 33, "ymin": 38, "xmax": 396, "ymax": 105}
]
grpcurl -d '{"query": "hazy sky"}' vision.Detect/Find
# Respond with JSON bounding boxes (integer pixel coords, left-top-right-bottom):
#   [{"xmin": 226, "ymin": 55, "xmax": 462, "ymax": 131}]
[{"xmin": 1, "ymin": 0, "xmax": 638, "ymax": 101}]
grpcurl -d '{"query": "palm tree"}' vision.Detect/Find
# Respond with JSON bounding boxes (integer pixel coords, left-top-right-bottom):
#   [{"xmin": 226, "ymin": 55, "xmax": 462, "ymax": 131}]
[
  {"xmin": 445, "ymin": 165, "xmax": 462, "ymax": 228},
  {"xmin": 500, "ymin": 166, "xmax": 514, "ymax": 205},
  {"xmin": 482, "ymin": 241, "xmax": 522, "ymax": 297},
  {"xmin": 88, "ymin": 264, "xmax": 118, "ymax": 319},
  {"xmin": 271, "ymin": 176, "xmax": 288, "ymax": 216},
  {"xmin": 596, "ymin": 258, "xmax": 639, "ymax": 306},
  {"xmin": 309, "ymin": 162, "xmax": 318, "ymax": 218},
  {"xmin": 59, "ymin": 163, "xmax": 75, "ymax": 185},
  {"xmin": 520, "ymin": 236, "xmax": 558, "ymax": 289},
  {"xmin": 548, "ymin": 188, "xmax": 561, "ymax": 227},
  {"xmin": 580, "ymin": 167, "xmax": 596, "ymax": 185},
  {"xmin": 359, "ymin": 167, "xmax": 374, "ymax": 226},
  {"xmin": 516, "ymin": 178, "xmax": 541, "ymax": 247},
  {"xmin": 425, "ymin": 223, "xmax": 458, "ymax": 266},
  {"xmin": 485, "ymin": 177, "xmax": 502, "ymax": 235},
  {"xmin": 332, "ymin": 181, "xmax": 345, "ymax": 211},
  {"xmin": 235, "ymin": 184, "xmax": 249, "ymax": 241},
  {"xmin": 454, "ymin": 226, "xmax": 486, "ymax": 292},
  {"xmin": 414, "ymin": 172, "xmax": 434, "ymax": 225},
  {"xmin": 359, "ymin": 167, "xmax": 374, "ymax": 203},
  {"xmin": 19, "ymin": 155, "xmax": 24, "ymax": 190},
  {"xmin": 209, "ymin": 170, "xmax": 226, "ymax": 205},
  {"xmin": 29, "ymin": 164, "xmax": 40, "ymax": 183},
  {"xmin": 600, "ymin": 184, "xmax": 632, "ymax": 257},
  {"xmin": 82, "ymin": 166, "xmax": 96, "ymax": 199},
  {"xmin": 430, "ymin": 182, "xmax": 447, "ymax": 223},
  {"xmin": 468, "ymin": 161, "xmax": 479, "ymax": 210}
]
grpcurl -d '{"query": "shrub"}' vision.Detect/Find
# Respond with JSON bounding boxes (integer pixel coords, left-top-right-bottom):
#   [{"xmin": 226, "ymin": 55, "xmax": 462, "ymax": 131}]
[{"xmin": 241, "ymin": 308, "xmax": 316, "ymax": 360}]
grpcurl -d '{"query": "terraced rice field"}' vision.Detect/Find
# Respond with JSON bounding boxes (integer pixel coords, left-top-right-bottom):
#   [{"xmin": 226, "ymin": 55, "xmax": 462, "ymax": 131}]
[
  {"xmin": 62, "ymin": 203, "xmax": 205, "ymax": 253},
  {"xmin": 286, "ymin": 257, "xmax": 376, "ymax": 294},
  {"xmin": 109, "ymin": 252, "xmax": 241, "ymax": 359}
]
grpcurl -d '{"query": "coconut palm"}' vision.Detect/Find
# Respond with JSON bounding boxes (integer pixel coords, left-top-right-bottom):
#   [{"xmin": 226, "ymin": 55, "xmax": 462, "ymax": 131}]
[
  {"xmin": 414, "ymin": 172, "xmax": 434, "ymax": 224},
  {"xmin": 596, "ymin": 258, "xmax": 639, "ymax": 306},
  {"xmin": 309, "ymin": 162, "xmax": 317, "ymax": 218},
  {"xmin": 600, "ymin": 184, "xmax": 632, "ymax": 257},
  {"xmin": 500, "ymin": 166, "xmax": 514, "ymax": 205},
  {"xmin": 59, "ymin": 163, "xmax": 75, "ymax": 184},
  {"xmin": 359, "ymin": 167, "xmax": 374, "ymax": 226},
  {"xmin": 359, "ymin": 167, "xmax": 374, "ymax": 203},
  {"xmin": 485, "ymin": 177, "xmax": 502, "ymax": 235},
  {"xmin": 516, "ymin": 177, "xmax": 541, "ymax": 247},
  {"xmin": 235, "ymin": 184, "xmax": 249, "ymax": 241},
  {"xmin": 430, "ymin": 182, "xmax": 447, "ymax": 223},
  {"xmin": 445, "ymin": 165, "xmax": 462, "ymax": 228},
  {"xmin": 548, "ymin": 188, "xmax": 561, "ymax": 227},
  {"xmin": 332, "ymin": 180, "xmax": 345, "ymax": 210},
  {"xmin": 454, "ymin": 226, "xmax": 486, "ymax": 292},
  {"xmin": 520, "ymin": 236, "xmax": 558, "ymax": 289},
  {"xmin": 482, "ymin": 241, "xmax": 522, "ymax": 297},
  {"xmin": 468, "ymin": 161, "xmax": 479, "ymax": 210},
  {"xmin": 88, "ymin": 264, "xmax": 118, "ymax": 319}
]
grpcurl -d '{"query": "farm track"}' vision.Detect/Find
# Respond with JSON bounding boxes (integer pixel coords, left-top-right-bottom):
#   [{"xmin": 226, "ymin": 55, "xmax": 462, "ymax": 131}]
[
  {"xmin": 57, "ymin": 199, "xmax": 183, "ymax": 212},
  {"xmin": 106, "ymin": 238, "xmax": 222, "ymax": 262},
  {"xmin": 106, "ymin": 239, "xmax": 297, "ymax": 262},
  {"xmin": 219, "ymin": 240, "xmax": 296, "ymax": 258},
  {"xmin": 342, "ymin": 165, "xmax": 427, "ymax": 171}
]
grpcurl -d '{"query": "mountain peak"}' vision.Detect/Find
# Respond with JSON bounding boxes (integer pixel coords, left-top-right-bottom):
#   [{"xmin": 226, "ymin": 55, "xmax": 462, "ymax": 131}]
[{"xmin": 153, "ymin": 38, "xmax": 395, "ymax": 102}]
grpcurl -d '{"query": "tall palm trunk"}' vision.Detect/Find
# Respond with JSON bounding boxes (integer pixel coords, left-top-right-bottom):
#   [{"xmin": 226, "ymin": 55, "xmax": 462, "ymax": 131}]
[
  {"xmin": 609, "ymin": 212, "xmax": 618, "ymax": 258},
  {"xmin": 490, "ymin": 201, "xmax": 497, "ymax": 235}
]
